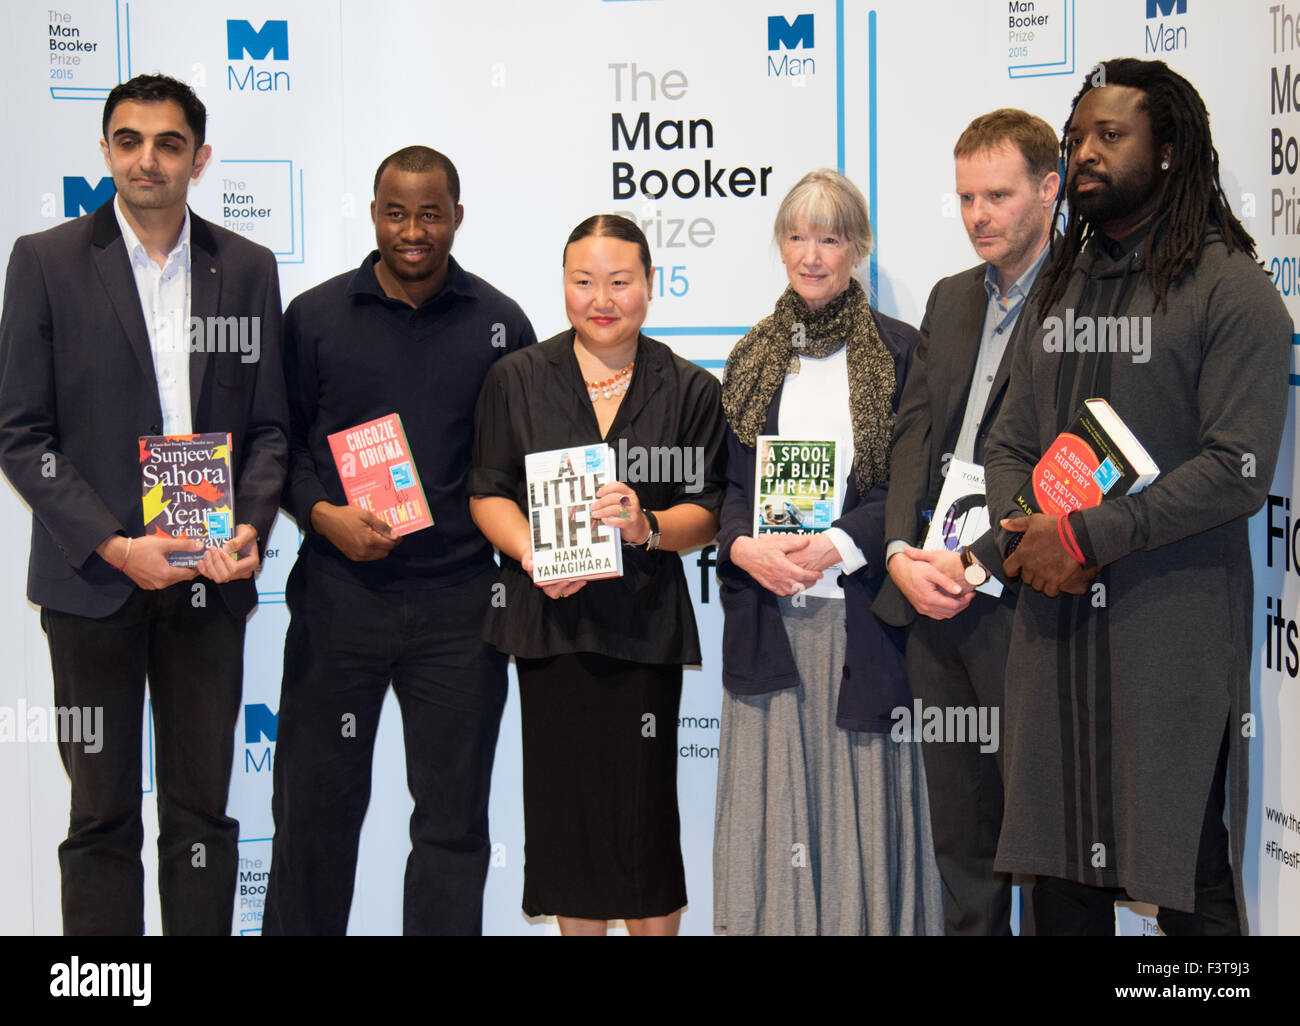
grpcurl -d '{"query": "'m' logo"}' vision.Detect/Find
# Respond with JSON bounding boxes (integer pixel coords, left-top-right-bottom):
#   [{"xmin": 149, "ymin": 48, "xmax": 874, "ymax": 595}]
[
  {"xmin": 63, "ymin": 176, "xmax": 114, "ymax": 217},
  {"xmin": 768, "ymin": 14, "xmax": 814, "ymax": 50},
  {"xmin": 1145, "ymin": 0, "xmax": 1186, "ymax": 16},
  {"xmin": 244, "ymin": 703, "xmax": 278, "ymax": 743},
  {"xmin": 226, "ymin": 19, "xmax": 289, "ymax": 60}
]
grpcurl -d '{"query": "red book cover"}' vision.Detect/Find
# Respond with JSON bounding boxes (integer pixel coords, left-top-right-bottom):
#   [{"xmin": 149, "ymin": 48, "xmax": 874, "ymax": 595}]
[
  {"xmin": 139, "ymin": 431, "xmax": 234, "ymax": 568},
  {"xmin": 1013, "ymin": 399, "xmax": 1159, "ymax": 517},
  {"xmin": 327, "ymin": 413, "xmax": 432, "ymax": 536}
]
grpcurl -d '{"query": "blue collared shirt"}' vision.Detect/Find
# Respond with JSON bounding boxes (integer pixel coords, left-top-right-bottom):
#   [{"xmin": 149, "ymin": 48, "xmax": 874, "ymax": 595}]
[{"xmin": 951, "ymin": 242, "xmax": 1049, "ymax": 463}]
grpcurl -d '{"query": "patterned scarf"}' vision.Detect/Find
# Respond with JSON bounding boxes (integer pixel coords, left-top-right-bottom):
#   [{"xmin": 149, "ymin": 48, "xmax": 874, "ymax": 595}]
[{"xmin": 721, "ymin": 277, "xmax": 895, "ymax": 495}]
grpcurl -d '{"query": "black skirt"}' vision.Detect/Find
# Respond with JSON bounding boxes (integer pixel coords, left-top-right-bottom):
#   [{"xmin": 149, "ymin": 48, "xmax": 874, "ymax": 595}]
[{"xmin": 516, "ymin": 650, "xmax": 686, "ymax": 920}]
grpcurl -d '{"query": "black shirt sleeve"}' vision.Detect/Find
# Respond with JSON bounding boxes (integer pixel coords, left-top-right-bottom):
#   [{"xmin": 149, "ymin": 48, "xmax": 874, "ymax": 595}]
[
  {"xmin": 469, "ymin": 362, "xmax": 522, "ymax": 501},
  {"xmin": 671, "ymin": 368, "xmax": 726, "ymax": 515},
  {"xmin": 282, "ymin": 299, "xmax": 333, "ymax": 531}
]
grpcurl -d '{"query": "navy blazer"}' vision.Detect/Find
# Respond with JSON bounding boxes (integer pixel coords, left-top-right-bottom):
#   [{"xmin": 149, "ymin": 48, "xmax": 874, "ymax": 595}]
[
  {"xmin": 716, "ymin": 308, "xmax": 917, "ymax": 733},
  {"xmin": 0, "ymin": 201, "xmax": 289, "ymax": 619}
]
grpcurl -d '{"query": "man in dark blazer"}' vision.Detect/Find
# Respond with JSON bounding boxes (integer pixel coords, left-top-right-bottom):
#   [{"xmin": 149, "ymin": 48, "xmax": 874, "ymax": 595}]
[
  {"xmin": 0, "ymin": 74, "xmax": 288, "ymax": 935},
  {"xmin": 874, "ymin": 109, "xmax": 1058, "ymax": 935}
]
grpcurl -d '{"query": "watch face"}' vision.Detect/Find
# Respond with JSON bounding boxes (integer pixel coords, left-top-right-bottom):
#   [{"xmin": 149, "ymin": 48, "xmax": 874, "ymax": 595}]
[{"xmin": 965, "ymin": 562, "xmax": 988, "ymax": 586}]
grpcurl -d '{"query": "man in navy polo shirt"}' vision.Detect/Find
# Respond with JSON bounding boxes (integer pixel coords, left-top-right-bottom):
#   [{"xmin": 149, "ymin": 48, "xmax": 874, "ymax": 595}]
[{"xmin": 263, "ymin": 146, "xmax": 536, "ymax": 935}]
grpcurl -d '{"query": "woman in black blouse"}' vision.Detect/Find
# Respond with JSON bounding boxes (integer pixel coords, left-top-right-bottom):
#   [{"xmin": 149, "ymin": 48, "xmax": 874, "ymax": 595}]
[{"xmin": 469, "ymin": 214, "xmax": 726, "ymax": 935}]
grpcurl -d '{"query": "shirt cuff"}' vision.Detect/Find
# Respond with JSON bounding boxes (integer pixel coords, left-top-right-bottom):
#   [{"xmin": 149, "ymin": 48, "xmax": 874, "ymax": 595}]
[
  {"xmin": 826, "ymin": 527, "xmax": 868, "ymax": 575},
  {"xmin": 885, "ymin": 538, "xmax": 909, "ymax": 567}
]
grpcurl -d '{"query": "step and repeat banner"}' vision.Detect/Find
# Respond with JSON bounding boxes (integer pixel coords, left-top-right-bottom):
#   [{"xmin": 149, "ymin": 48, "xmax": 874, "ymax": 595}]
[{"xmin": 0, "ymin": 0, "xmax": 1295, "ymax": 935}]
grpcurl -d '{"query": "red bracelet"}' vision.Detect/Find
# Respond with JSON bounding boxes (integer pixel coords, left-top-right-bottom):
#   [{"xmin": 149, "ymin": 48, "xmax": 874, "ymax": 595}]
[
  {"xmin": 1056, "ymin": 514, "xmax": 1086, "ymax": 566},
  {"xmin": 115, "ymin": 537, "xmax": 134, "ymax": 573}
]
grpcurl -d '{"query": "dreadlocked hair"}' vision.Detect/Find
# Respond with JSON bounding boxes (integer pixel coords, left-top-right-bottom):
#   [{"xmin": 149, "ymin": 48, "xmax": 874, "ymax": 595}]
[{"xmin": 1038, "ymin": 57, "xmax": 1257, "ymax": 316}]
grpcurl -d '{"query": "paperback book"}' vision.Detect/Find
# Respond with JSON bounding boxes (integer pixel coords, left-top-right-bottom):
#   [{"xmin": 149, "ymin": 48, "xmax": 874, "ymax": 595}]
[
  {"xmin": 922, "ymin": 457, "xmax": 1003, "ymax": 599},
  {"xmin": 753, "ymin": 437, "xmax": 843, "ymax": 535},
  {"xmin": 327, "ymin": 412, "xmax": 432, "ymax": 536}
]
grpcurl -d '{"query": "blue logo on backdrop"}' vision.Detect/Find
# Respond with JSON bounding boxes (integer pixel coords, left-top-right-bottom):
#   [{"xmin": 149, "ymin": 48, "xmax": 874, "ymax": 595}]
[
  {"xmin": 1144, "ymin": 0, "xmax": 1188, "ymax": 52},
  {"xmin": 1146, "ymin": 0, "xmax": 1186, "ymax": 16},
  {"xmin": 243, "ymin": 703, "xmax": 276, "ymax": 773},
  {"xmin": 227, "ymin": 20, "xmax": 291, "ymax": 92},
  {"xmin": 244, "ymin": 703, "xmax": 278, "ymax": 743},
  {"xmin": 768, "ymin": 14, "xmax": 813, "ymax": 50},
  {"xmin": 227, "ymin": 19, "xmax": 288, "ymax": 60},
  {"xmin": 63, "ymin": 176, "xmax": 114, "ymax": 217},
  {"xmin": 767, "ymin": 14, "xmax": 815, "ymax": 78}
]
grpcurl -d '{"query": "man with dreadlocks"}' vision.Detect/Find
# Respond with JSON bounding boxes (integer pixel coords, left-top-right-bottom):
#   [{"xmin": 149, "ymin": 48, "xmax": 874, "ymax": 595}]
[{"xmin": 984, "ymin": 58, "xmax": 1291, "ymax": 935}]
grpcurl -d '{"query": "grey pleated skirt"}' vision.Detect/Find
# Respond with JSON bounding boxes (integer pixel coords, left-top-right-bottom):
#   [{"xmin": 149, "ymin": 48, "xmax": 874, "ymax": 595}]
[{"xmin": 713, "ymin": 594, "xmax": 944, "ymax": 935}]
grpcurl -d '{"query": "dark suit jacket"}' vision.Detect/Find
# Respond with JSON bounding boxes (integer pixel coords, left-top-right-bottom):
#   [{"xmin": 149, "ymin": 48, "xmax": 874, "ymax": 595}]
[
  {"xmin": 716, "ymin": 308, "xmax": 915, "ymax": 733},
  {"xmin": 873, "ymin": 262, "xmax": 1025, "ymax": 628},
  {"xmin": 0, "ymin": 200, "xmax": 289, "ymax": 619}
]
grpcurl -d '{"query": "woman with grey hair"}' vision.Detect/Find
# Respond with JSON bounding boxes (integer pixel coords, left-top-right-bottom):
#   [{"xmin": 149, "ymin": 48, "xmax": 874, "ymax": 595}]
[{"xmin": 713, "ymin": 169, "xmax": 942, "ymax": 934}]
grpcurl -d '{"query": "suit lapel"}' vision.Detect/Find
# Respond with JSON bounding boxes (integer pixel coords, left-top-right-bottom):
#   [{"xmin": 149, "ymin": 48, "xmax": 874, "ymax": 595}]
[
  {"xmin": 935, "ymin": 267, "xmax": 990, "ymax": 456},
  {"xmin": 977, "ymin": 271, "xmax": 1048, "ymax": 444},
  {"xmin": 189, "ymin": 212, "xmax": 219, "ymax": 422},
  {"xmin": 90, "ymin": 202, "xmax": 156, "ymax": 381}
]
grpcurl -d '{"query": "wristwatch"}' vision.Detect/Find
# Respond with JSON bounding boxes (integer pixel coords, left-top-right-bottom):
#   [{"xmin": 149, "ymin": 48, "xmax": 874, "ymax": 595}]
[
  {"xmin": 642, "ymin": 509, "xmax": 661, "ymax": 551},
  {"xmin": 960, "ymin": 545, "xmax": 988, "ymax": 587}
]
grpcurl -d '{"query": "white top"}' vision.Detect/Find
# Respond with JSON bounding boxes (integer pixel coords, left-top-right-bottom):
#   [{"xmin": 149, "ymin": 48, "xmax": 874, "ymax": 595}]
[
  {"xmin": 114, "ymin": 195, "xmax": 192, "ymax": 436},
  {"xmin": 778, "ymin": 345, "xmax": 867, "ymax": 599}
]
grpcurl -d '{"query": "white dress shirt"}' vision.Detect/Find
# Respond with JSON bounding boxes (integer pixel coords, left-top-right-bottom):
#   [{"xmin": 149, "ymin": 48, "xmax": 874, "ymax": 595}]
[
  {"xmin": 778, "ymin": 345, "xmax": 868, "ymax": 599},
  {"xmin": 114, "ymin": 196, "xmax": 193, "ymax": 436}
]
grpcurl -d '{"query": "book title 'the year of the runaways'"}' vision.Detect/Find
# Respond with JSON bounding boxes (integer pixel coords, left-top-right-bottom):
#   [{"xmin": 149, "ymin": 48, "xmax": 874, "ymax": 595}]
[{"xmin": 139, "ymin": 431, "xmax": 234, "ymax": 568}]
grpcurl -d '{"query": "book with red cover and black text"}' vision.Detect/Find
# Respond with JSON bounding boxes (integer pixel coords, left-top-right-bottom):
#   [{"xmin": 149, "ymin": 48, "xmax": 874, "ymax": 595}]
[
  {"xmin": 327, "ymin": 413, "xmax": 432, "ymax": 536},
  {"xmin": 1013, "ymin": 398, "xmax": 1160, "ymax": 516}
]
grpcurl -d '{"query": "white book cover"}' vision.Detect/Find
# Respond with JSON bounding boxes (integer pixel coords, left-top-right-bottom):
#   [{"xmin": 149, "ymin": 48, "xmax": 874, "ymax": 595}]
[
  {"xmin": 524, "ymin": 443, "xmax": 623, "ymax": 585},
  {"xmin": 922, "ymin": 457, "xmax": 1004, "ymax": 599}
]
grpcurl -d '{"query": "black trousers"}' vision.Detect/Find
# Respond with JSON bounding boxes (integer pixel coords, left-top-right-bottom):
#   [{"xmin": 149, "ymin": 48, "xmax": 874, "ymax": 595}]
[
  {"xmin": 42, "ymin": 582, "xmax": 245, "ymax": 935},
  {"xmin": 263, "ymin": 557, "xmax": 507, "ymax": 935},
  {"xmin": 1033, "ymin": 726, "xmax": 1238, "ymax": 936},
  {"xmin": 906, "ymin": 595, "xmax": 1015, "ymax": 935}
]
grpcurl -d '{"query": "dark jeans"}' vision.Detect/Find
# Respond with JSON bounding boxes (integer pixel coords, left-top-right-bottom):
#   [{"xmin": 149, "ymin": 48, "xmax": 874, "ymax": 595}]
[
  {"xmin": 263, "ymin": 557, "xmax": 507, "ymax": 935},
  {"xmin": 42, "ymin": 583, "xmax": 245, "ymax": 935},
  {"xmin": 1033, "ymin": 726, "xmax": 1238, "ymax": 936},
  {"xmin": 907, "ymin": 597, "xmax": 1015, "ymax": 935}
]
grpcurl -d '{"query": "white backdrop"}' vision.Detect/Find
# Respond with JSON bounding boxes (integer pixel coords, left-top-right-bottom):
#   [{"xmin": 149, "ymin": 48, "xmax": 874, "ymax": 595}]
[{"xmin": 0, "ymin": 0, "xmax": 1295, "ymax": 935}]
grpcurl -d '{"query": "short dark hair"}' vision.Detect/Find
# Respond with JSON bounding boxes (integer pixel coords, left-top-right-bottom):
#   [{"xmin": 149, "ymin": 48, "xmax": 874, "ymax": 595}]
[
  {"xmin": 953, "ymin": 108, "xmax": 1060, "ymax": 182},
  {"xmin": 373, "ymin": 146, "xmax": 461, "ymax": 203},
  {"xmin": 563, "ymin": 214, "xmax": 653, "ymax": 280},
  {"xmin": 102, "ymin": 74, "xmax": 207, "ymax": 150}
]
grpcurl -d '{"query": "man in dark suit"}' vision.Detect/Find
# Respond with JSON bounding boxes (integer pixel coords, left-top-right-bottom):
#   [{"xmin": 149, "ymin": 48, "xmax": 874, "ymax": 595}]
[
  {"xmin": 874, "ymin": 109, "xmax": 1058, "ymax": 935},
  {"xmin": 0, "ymin": 74, "xmax": 288, "ymax": 935}
]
